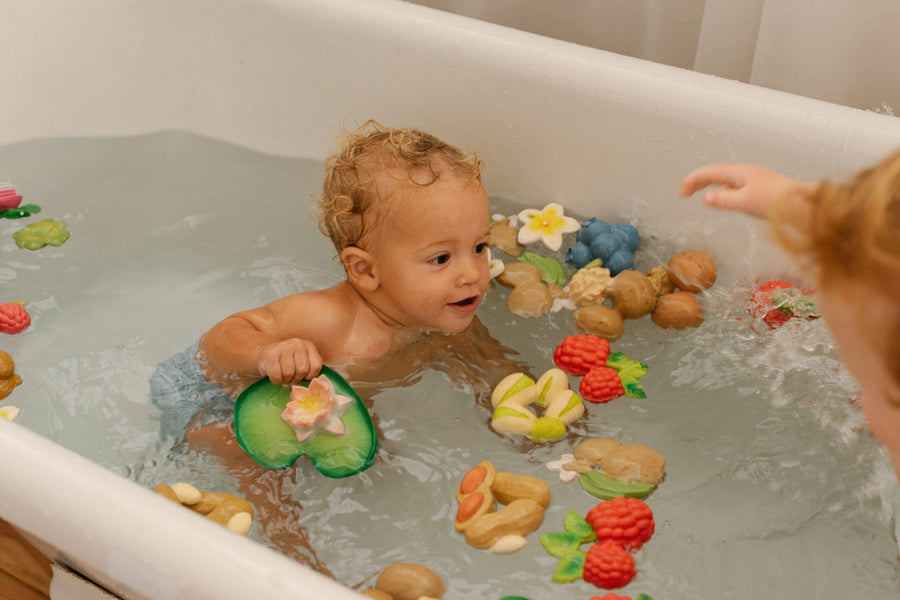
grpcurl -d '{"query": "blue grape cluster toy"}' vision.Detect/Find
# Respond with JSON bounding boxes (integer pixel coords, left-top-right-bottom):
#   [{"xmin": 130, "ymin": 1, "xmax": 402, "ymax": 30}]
[{"xmin": 565, "ymin": 218, "xmax": 640, "ymax": 275}]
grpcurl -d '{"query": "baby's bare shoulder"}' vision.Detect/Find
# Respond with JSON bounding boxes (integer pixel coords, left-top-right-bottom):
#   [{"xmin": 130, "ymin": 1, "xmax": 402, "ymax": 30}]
[{"xmin": 266, "ymin": 284, "xmax": 356, "ymax": 331}]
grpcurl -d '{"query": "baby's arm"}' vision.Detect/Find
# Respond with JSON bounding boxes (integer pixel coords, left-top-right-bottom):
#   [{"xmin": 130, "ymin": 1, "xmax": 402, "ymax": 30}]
[
  {"xmin": 199, "ymin": 294, "xmax": 326, "ymax": 386},
  {"xmin": 679, "ymin": 163, "xmax": 818, "ymax": 220}
]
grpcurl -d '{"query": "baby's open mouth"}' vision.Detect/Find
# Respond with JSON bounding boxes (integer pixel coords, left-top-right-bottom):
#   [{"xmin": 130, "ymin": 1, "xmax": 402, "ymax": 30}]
[{"xmin": 451, "ymin": 296, "xmax": 478, "ymax": 307}]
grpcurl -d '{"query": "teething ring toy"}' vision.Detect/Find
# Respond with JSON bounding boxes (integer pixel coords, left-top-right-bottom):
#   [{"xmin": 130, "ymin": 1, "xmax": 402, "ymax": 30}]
[{"xmin": 454, "ymin": 460, "xmax": 551, "ymax": 554}]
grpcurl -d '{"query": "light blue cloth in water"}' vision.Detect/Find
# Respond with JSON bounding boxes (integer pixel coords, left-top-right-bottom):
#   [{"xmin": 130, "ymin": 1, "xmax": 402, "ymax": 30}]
[{"xmin": 149, "ymin": 339, "xmax": 236, "ymax": 443}]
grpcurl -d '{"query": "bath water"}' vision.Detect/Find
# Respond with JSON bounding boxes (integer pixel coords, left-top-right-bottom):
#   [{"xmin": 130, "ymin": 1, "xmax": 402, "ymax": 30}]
[{"xmin": 1, "ymin": 133, "xmax": 897, "ymax": 599}]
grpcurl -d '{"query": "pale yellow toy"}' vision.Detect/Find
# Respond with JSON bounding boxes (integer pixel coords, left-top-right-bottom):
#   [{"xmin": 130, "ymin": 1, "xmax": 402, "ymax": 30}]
[
  {"xmin": 490, "ymin": 369, "xmax": 585, "ymax": 443},
  {"xmin": 154, "ymin": 482, "xmax": 254, "ymax": 536},
  {"xmin": 454, "ymin": 460, "xmax": 551, "ymax": 554}
]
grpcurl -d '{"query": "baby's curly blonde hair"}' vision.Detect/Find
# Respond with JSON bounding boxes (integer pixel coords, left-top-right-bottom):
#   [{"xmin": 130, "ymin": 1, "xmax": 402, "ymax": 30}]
[
  {"xmin": 773, "ymin": 149, "xmax": 900, "ymax": 383},
  {"xmin": 315, "ymin": 120, "xmax": 482, "ymax": 254}
]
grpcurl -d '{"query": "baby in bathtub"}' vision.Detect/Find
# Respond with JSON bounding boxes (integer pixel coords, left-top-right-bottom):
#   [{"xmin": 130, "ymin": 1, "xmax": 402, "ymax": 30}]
[
  {"xmin": 199, "ymin": 120, "xmax": 498, "ymax": 393},
  {"xmin": 681, "ymin": 154, "xmax": 900, "ymax": 482},
  {"xmin": 150, "ymin": 121, "xmax": 521, "ymax": 571}
]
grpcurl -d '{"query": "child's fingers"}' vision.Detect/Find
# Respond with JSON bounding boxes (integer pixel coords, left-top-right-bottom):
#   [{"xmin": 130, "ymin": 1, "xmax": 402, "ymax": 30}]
[{"xmin": 679, "ymin": 164, "xmax": 746, "ymax": 197}]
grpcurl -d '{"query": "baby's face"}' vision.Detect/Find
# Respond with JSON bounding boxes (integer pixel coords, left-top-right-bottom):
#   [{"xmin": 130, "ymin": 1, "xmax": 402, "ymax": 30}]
[{"xmin": 367, "ymin": 172, "xmax": 491, "ymax": 333}]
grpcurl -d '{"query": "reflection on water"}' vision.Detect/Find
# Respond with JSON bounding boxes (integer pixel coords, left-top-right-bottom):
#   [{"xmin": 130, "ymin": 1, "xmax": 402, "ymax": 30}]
[{"xmin": 1, "ymin": 133, "xmax": 897, "ymax": 599}]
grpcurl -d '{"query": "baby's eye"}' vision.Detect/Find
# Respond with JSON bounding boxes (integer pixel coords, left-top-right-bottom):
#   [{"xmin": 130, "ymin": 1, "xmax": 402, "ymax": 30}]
[
  {"xmin": 474, "ymin": 243, "xmax": 488, "ymax": 254},
  {"xmin": 431, "ymin": 253, "xmax": 451, "ymax": 265}
]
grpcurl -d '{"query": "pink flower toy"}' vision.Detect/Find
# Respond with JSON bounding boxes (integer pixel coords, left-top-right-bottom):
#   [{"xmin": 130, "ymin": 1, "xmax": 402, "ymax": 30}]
[{"xmin": 281, "ymin": 374, "xmax": 353, "ymax": 441}]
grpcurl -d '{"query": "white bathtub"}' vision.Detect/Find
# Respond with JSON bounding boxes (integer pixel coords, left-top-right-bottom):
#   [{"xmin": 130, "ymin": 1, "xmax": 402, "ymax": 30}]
[{"xmin": 2, "ymin": 1, "xmax": 900, "ymax": 598}]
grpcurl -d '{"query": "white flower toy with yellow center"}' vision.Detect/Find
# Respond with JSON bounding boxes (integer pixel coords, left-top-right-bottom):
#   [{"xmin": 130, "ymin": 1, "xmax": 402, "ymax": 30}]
[
  {"xmin": 281, "ymin": 375, "xmax": 353, "ymax": 442},
  {"xmin": 517, "ymin": 202, "xmax": 580, "ymax": 252}
]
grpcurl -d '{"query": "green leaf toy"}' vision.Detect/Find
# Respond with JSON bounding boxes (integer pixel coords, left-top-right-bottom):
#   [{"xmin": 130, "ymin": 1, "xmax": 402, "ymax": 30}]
[{"xmin": 233, "ymin": 366, "xmax": 377, "ymax": 477}]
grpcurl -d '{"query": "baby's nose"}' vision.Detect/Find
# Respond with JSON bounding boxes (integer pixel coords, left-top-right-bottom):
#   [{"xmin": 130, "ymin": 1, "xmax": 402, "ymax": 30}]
[{"xmin": 457, "ymin": 254, "xmax": 485, "ymax": 285}]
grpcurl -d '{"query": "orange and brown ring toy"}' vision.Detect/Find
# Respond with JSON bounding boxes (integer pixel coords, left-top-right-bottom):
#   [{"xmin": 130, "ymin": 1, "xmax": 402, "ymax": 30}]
[{"xmin": 454, "ymin": 460, "xmax": 550, "ymax": 554}]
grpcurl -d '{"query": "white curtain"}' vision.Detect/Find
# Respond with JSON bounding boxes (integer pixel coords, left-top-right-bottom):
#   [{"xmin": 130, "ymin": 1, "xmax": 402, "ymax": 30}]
[{"xmin": 410, "ymin": 0, "xmax": 900, "ymax": 114}]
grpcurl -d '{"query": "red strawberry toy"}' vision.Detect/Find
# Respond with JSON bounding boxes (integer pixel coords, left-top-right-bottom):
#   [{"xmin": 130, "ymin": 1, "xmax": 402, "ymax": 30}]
[
  {"xmin": 553, "ymin": 334, "xmax": 610, "ymax": 375},
  {"xmin": 0, "ymin": 302, "xmax": 30, "ymax": 334},
  {"xmin": 582, "ymin": 540, "xmax": 635, "ymax": 589},
  {"xmin": 579, "ymin": 367, "xmax": 625, "ymax": 403},
  {"xmin": 585, "ymin": 497, "xmax": 655, "ymax": 551}
]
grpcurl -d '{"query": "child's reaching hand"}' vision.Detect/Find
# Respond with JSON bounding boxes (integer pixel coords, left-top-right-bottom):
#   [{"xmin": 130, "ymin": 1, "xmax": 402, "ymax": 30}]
[
  {"xmin": 256, "ymin": 338, "xmax": 323, "ymax": 385},
  {"xmin": 679, "ymin": 163, "xmax": 816, "ymax": 219}
]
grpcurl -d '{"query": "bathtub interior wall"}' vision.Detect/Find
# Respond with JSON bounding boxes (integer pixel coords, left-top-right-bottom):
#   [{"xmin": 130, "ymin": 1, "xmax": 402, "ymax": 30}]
[
  {"xmin": 6, "ymin": 0, "xmax": 900, "ymax": 257},
  {"xmin": 3, "ymin": 0, "xmax": 900, "ymax": 599}
]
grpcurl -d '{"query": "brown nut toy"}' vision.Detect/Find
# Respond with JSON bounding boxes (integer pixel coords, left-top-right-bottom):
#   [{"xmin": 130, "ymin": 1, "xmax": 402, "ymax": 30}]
[
  {"xmin": 154, "ymin": 483, "xmax": 254, "ymax": 536},
  {"xmin": 368, "ymin": 563, "xmax": 446, "ymax": 600},
  {"xmin": 608, "ymin": 270, "xmax": 658, "ymax": 319},
  {"xmin": 455, "ymin": 461, "xmax": 550, "ymax": 554},
  {"xmin": 652, "ymin": 291, "xmax": 704, "ymax": 329},
  {"xmin": 573, "ymin": 304, "xmax": 625, "ymax": 341},
  {"xmin": 0, "ymin": 349, "xmax": 22, "ymax": 401},
  {"xmin": 666, "ymin": 249, "xmax": 717, "ymax": 293},
  {"xmin": 573, "ymin": 438, "xmax": 666, "ymax": 486}
]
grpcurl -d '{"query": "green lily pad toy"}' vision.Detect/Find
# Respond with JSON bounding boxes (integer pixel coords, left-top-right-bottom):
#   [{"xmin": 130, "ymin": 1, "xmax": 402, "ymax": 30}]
[{"xmin": 233, "ymin": 366, "xmax": 377, "ymax": 477}]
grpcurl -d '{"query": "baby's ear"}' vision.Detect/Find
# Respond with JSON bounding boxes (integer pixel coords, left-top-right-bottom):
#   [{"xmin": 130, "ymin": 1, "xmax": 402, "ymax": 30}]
[{"xmin": 341, "ymin": 247, "xmax": 379, "ymax": 292}]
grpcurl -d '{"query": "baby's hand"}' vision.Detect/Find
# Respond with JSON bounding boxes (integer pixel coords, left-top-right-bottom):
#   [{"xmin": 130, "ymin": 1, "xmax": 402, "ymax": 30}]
[
  {"xmin": 679, "ymin": 163, "xmax": 801, "ymax": 219},
  {"xmin": 256, "ymin": 339, "xmax": 323, "ymax": 385}
]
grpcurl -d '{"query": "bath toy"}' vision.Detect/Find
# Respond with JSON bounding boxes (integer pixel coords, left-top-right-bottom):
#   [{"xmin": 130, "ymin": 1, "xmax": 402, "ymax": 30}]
[
  {"xmin": 567, "ymin": 263, "xmax": 614, "ymax": 306},
  {"xmin": 233, "ymin": 366, "xmax": 377, "ymax": 477},
  {"xmin": 579, "ymin": 367, "xmax": 625, "ymax": 403},
  {"xmin": 0, "ymin": 183, "xmax": 23, "ymax": 210},
  {"xmin": 154, "ymin": 482, "xmax": 255, "ymax": 535},
  {"xmin": 666, "ymin": 249, "xmax": 717, "ymax": 293},
  {"xmin": 517, "ymin": 202, "xmax": 580, "ymax": 252},
  {"xmin": 751, "ymin": 280, "xmax": 819, "ymax": 328},
  {"xmin": 490, "ymin": 369, "xmax": 585, "ymax": 442},
  {"xmin": 607, "ymin": 270, "xmax": 657, "ymax": 319},
  {"xmin": 517, "ymin": 252, "xmax": 567, "ymax": 286},
  {"xmin": 651, "ymin": 291, "xmax": 704, "ymax": 329},
  {"xmin": 496, "ymin": 261, "xmax": 564, "ymax": 318},
  {"xmin": 586, "ymin": 497, "xmax": 654, "ymax": 551},
  {"xmin": 0, "ymin": 302, "xmax": 30, "ymax": 334},
  {"xmin": 547, "ymin": 439, "xmax": 665, "ymax": 500},
  {"xmin": 565, "ymin": 218, "xmax": 640, "ymax": 275},
  {"xmin": 646, "ymin": 265, "xmax": 675, "ymax": 296},
  {"xmin": 489, "ymin": 217, "xmax": 525, "ymax": 257},
  {"xmin": 13, "ymin": 218, "xmax": 70, "ymax": 250},
  {"xmin": 0, "ymin": 200, "xmax": 41, "ymax": 219},
  {"xmin": 573, "ymin": 439, "xmax": 665, "ymax": 487},
  {"xmin": 454, "ymin": 460, "xmax": 550, "ymax": 554},
  {"xmin": 0, "ymin": 350, "xmax": 23, "ymax": 400},
  {"xmin": 0, "ymin": 406, "xmax": 21, "ymax": 421},
  {"xmin": 546, "ymin": 453, "xmax": 583, "ymax": 483},
  {"xmin": 583, "ymin": 540, "xmax": 635, "ymax": 590},
  {"xmin": 553, "ymin": 334, "xmax": 610, "ymax": 375},
  {"xmin": 573, "ymin": 304, "xmax": 625, "ymax": 341},
  {"xmin": 487, "ymin": 248, "xmax": 505, "ymax": 279},
  {"xmin": 553, "ymin": 335, "xmax": 648, "ymax": 402},
  {"xmin": 362, "ymin": 563, "xmax": 446, "ymax": 600},
  {"xmin": 540, "ymin": 499, "xmax": 654, "ymax": 590}
]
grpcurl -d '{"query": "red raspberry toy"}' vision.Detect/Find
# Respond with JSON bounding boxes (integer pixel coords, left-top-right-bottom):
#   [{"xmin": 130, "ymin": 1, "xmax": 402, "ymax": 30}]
[
  {"xmin": 0, "ymin": 302, "xmax": 30, "ymax": 334},
  {"xmin": 579, "ymin": 367, "xmax": 625, "ymax": 403},
  {"xmin": 751, "ymin": 280, "xmax": 818, "ymax": 329},
  {"xmin": 591, "ymin": 595, "xmax": 632, "ymax": 600},
  {"xmin": 582, "ymin": 539, "xmax": 635, "ymax": 589},
  {"xmin": 585, "ymin": 497, "xmax": 655, "ymax": 551},
  {"xmin": 553, "ymin": 334, "xmax": 610, "ymax": 375}
]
